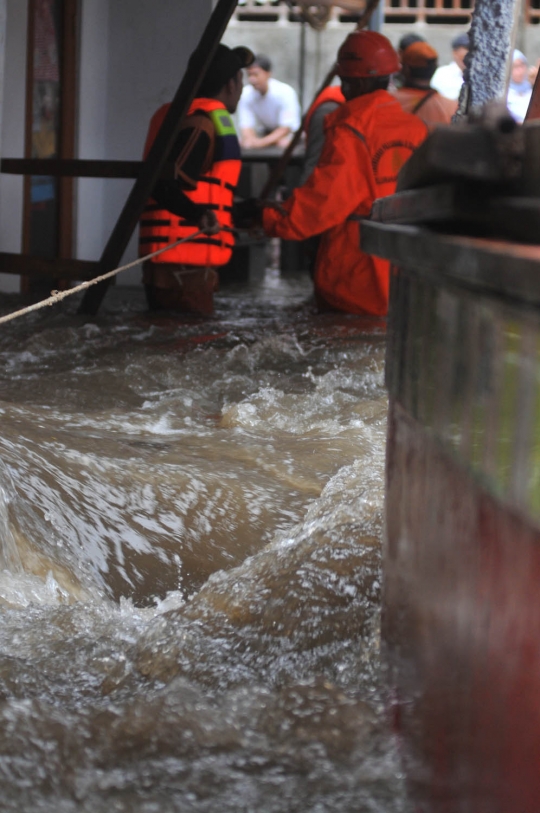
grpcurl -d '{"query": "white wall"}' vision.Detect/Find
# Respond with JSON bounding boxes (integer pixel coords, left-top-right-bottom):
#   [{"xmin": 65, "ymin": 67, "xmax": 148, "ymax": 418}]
[
  {"xmin": 76, "ymin": 0, "xmax": 109, "ymax": 263},
  {"xmin": 99, "ymin": 0, "xmax": 213, "ymax": 284},
  {"xmin": 0, "ymin": 0, "xmax": 6, "ymax": 158},
  {"xmin": 0, "ymin": 0, "xmax": 27, "ymax": 292}
]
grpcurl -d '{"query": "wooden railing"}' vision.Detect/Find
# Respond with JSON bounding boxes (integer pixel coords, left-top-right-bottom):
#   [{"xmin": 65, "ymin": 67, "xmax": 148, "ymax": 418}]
[
  {"xmin": 528, "ymin": 0, "xmax": 540, "ymax": 24},
  {"xmin": 383, "ymin": 0, "xmax": 473, "ymax": 24},
  {"xmin": 232, "ymin": 0, "xmax": 540, "ymax": 25},
  {"xmin": 233, "ymin": 0, "xmax": 475, "ymax": 24},
  {"xmin": 233, "ymin": 1, "xmax": 347, "ymax": 24}
]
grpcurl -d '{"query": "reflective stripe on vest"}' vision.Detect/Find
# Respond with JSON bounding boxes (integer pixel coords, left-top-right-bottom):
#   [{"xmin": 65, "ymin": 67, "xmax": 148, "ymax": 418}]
[{"xmin": 139, "ymin": 99, "xmax": 241, "ymax": 267}]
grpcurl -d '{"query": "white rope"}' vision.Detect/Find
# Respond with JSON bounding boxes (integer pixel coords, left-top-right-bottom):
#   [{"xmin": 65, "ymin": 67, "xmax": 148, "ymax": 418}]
[{"xmin": 0, "ymin": 228, "xmax": 211, "ymax": 326}]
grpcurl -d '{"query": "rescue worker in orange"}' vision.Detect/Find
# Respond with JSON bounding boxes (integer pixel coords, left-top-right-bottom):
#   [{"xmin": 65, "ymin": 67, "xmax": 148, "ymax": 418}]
[
  {"xmin": 391, "ymin": 41, "xmax": 457, "ymax": 131},
  {"xmin": 259, "ymin": 31, "xmax": 428, "ymax": 316},
  {"xmin": 139, "ymin": 44, "xmax": 254, "ymax": 315}
]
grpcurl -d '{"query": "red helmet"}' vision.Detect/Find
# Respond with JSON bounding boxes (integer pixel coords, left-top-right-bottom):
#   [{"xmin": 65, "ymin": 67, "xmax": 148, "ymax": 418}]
[{"xmin": 336, "ymin": 31, "xmax": 400, "ymax": 78}]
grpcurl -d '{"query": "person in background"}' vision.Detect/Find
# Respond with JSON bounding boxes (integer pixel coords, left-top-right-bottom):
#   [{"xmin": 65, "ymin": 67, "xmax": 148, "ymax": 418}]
[
  {"xmin": 238, "ymin": 54, "xmax": 301, "ymax": 149},
  {"xmin": 391, "ymin": 41, "xmax": 457, "ymax": 131},
  {"xmin": 256, "ymin": 31, "xmax": 427, "ymax": 316},
  {"xmin": 507, "ymin": 49, "xmax": 532, "ymax": 123},
  {"xmin": 431, "ymin": 32, "xmax": 469, "ymax": 100},
  {"xmin": 139, "ymin": 43, "xmax": 254, "ymax": 315},
  {"xmin": 391, "ymin": 32, "xmax": 426, "ymax": 90},
  {"xmin": 398, "ymin": 31, "xmax": 426, "ymax": 60}
]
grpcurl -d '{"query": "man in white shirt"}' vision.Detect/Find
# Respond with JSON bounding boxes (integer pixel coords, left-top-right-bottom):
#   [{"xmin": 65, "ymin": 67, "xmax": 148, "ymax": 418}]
[
  {"xmin": 238, "ymin": 54, "xmax": 301, "ymax": 149},
  {"xmin": 431, "ymin": 32, "xmax": 469, "ymax": 100}
]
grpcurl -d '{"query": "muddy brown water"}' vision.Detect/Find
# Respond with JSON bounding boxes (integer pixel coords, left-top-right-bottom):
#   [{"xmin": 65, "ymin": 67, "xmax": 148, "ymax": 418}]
[{"xmin": 0, "ymin": 271, "xmax": 409, "ymax": 812}]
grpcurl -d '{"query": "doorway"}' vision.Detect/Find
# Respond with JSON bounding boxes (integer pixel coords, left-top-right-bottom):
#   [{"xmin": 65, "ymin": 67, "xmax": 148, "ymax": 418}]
[{"xmin": 22, "ymin": 0, "xmax": 77, "ymax": 295}]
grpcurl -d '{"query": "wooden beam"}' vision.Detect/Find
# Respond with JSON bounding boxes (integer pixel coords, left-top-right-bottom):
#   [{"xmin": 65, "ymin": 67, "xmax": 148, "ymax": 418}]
[
  {"xmin": 0, "ymin": 252, "xmax": 98, "ymax": 280},
  {"xmin": 1, "ymin": 153, "xmax": 303, "ymax": 176},
  {"xmin": 525, "ymin": 68, "xmax": 540, "ymax": 121},
  {"xmin": 21, "ymin": 0, "xmax": 35, "ymax": 275},
  {"xmin": 371, "ymin": 183, "xmax": 540, "ymax": 244},
  {"xmin": 58, "ymin": 0, "xmax": 78, "ymax": 267},
  {"xmin": 371, "ymin": 183, "xmax": 477, "ymax": 224},
  {"xmin": 1, "ymin": 158, "xmax": 146, "ymax": 178},
  {"xmin": 78, "ymin": 0, "xmax": 240, "ymax": 316}
]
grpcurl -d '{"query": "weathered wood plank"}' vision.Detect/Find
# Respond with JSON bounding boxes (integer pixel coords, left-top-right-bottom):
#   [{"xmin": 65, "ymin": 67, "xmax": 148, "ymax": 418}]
[
  {"xmin": 489, "ymin": 197, "xmax": 540, "ymax": 243},
  {"xmin": 371, "ymin": 183, "xmax": 483, "ymax": 225},
  {"xmin": 361, "ymin": 220, "xmax": 540, "ymax": 306},
  {"xmin": 371, "ymin": 183, "xmax": 540, "ymax": 244},
  {"xmin": 396, "ymin": 125, "xmax": 523, "ymax": 192}
]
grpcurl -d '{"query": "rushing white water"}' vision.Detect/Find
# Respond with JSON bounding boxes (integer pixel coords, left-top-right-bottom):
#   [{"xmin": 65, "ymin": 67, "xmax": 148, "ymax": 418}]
[{"xmin": 0, "ymin": 272, "xmax": 408, "ymax": 812}]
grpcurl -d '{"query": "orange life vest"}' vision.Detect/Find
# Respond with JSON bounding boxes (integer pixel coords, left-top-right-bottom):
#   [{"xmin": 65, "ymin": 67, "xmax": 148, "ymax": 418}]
[
  {"xmin": 303, "ymin": 86, "xmax": 345, "ymax": 134},
  {"xmin": 262, "ymin": 90, "xmax": 428, "ymax": 316},
  {"xmin": 139, "ymin": 98, "xmax": 241, "ymax": 267}
]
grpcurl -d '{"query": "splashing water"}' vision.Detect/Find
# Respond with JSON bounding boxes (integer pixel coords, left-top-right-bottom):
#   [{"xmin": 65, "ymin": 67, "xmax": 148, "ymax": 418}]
[{"xmin": 0, "ymin": 275, "xmax": 409, "ymax": 812}]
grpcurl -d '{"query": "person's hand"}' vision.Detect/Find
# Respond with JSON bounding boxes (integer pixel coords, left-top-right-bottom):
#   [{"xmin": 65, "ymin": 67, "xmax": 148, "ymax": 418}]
[
  {"xmin": 232, "ymin": 198, "xmax": 262, "ymax": 229},
  {"xmin": 198, "ymin": 210, "xmax": 220, "ymax": 234},
  {"xmin": 276, "ymin": 133, "xmax": 293, "ymax": 149},
  {"xmin": 260, "ymin": 199, "xmax": 288, "ymax": 216},
  {"xmin": 240, "ymin": 132, "xmax": 264, "ymax": 149}
]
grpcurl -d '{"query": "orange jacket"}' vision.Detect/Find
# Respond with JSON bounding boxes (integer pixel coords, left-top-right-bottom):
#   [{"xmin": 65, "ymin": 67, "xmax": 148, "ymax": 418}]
[
  {"xmin": 139, "ymin": 98, "xmax": 241, "ymax": 267},
  {"xmin": 263, "ymin": 90, "xmax": 427, "ymax": 315},
  {"xmin": 391, "ymin": 86, "xmax": 457, "ymax": 132}
]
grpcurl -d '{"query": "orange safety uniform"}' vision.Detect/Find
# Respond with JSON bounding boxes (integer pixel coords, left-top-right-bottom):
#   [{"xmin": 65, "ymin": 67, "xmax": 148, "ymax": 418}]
[
  {"xmin": 139, "ymin": 98, "xmax": 241, "ymax": 268},
  {"xmin": 391, "ymin": 86, "xmax": 457, "ymax": 132},
  {"xmin": 139, "ymin": 98, "xmax": 242, "ymax": 314},
  {"xmin": 263, "ymin": 89, "xmax": 427, "ymax": 316}
]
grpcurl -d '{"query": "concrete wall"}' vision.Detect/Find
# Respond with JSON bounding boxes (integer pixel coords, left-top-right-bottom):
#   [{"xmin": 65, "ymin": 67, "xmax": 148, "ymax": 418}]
[
  {"xmin": 223, "ymin": 20, "xmax": 357, "ymax": 114},
  {"xmin": 523, "ymin": 25, "xmax": 540, "ymax": 65},
  {"xmin": 223, "ymin": 19, "xmax": 471, "ymax": 114},
  {"xmin": 224, "ymin": 16, "xmax": 540, "ymax": 110}
]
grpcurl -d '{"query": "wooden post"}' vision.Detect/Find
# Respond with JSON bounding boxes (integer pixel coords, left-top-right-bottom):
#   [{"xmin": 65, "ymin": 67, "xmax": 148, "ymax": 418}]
[
  {"xmin": 78, "ymin": 0, "xmax": 239, "ymax": 315},
  {"xmin": 58, "ymin": 0, "xmax": 77, "ymax": 273},
  {"xmin": 525, "ymin": 69, "xmax": 540, "ymax": 121}
]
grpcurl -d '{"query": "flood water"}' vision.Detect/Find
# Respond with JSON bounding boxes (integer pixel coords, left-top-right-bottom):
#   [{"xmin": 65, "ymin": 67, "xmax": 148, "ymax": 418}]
[{"xmin": 0, "ymin": 268, "xmax": 408, "ymax": 812}]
